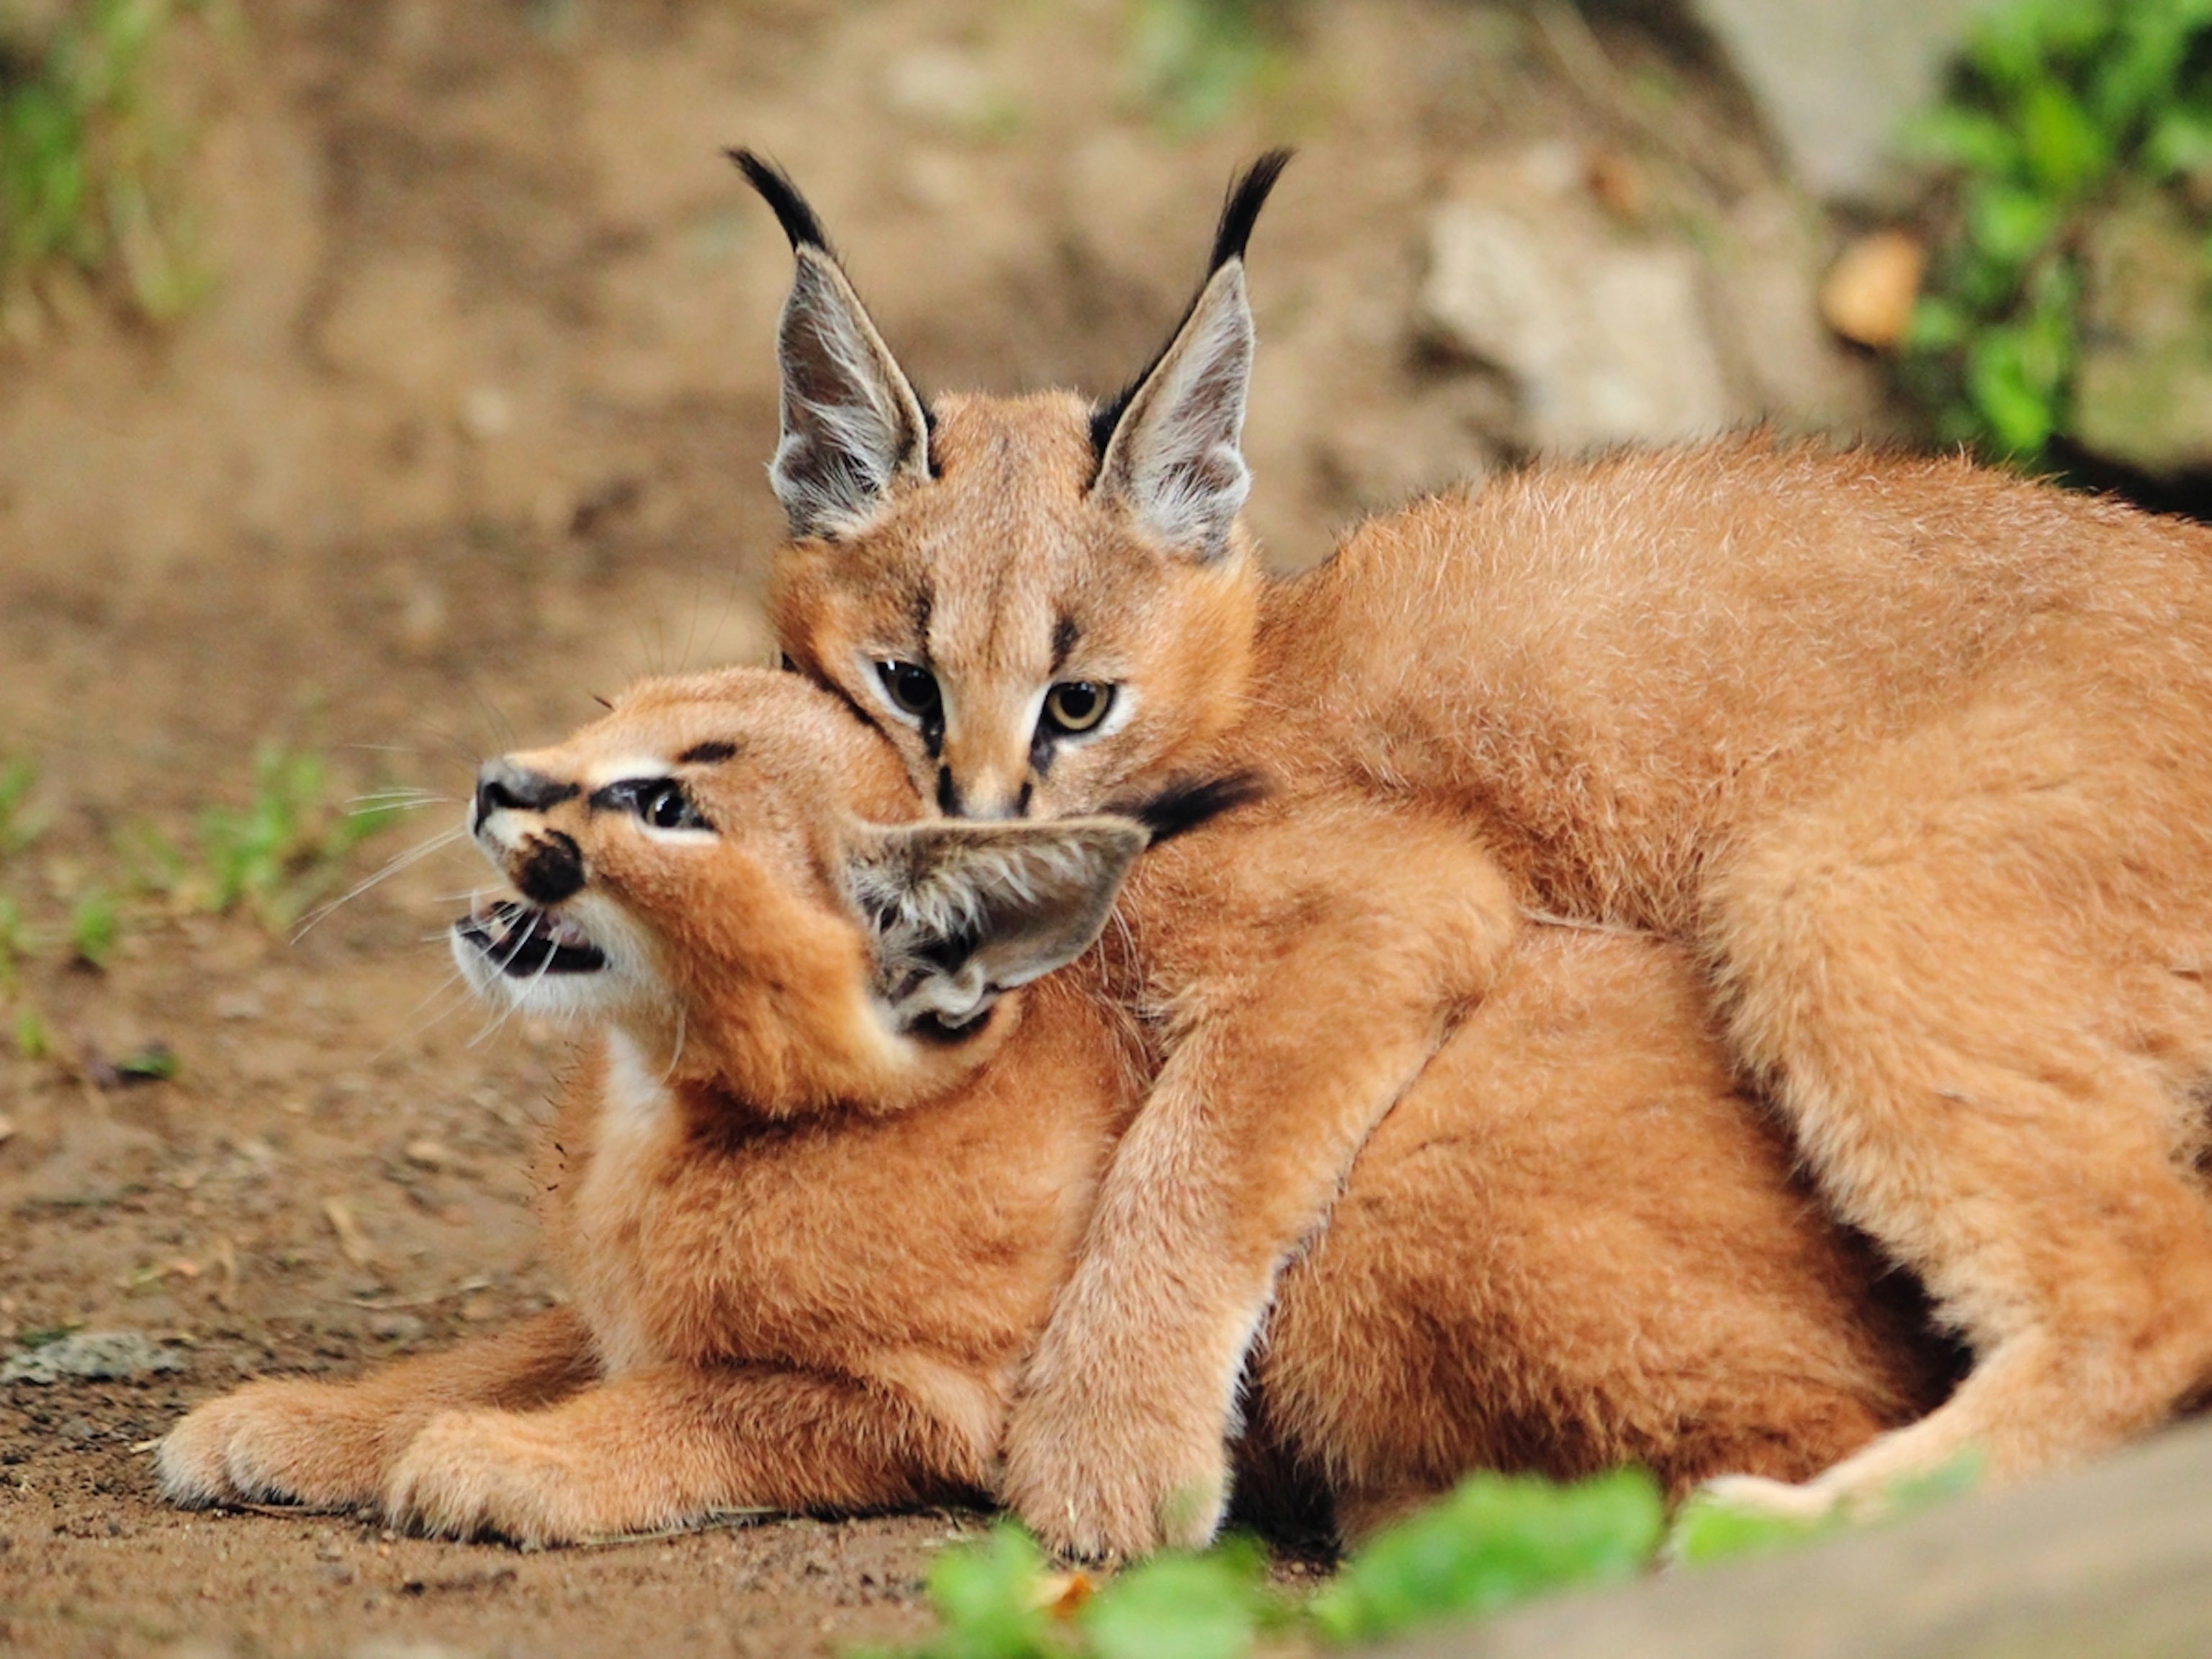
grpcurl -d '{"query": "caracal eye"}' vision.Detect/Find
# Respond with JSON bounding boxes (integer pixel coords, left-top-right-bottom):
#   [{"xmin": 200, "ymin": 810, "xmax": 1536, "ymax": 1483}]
[
  {"xmin": 876, "ymin": 660, "xmax": 943, "ymax": 721},
  {"xmin": 629, "ymin": 779, "xmax": 710, "ymax": 832},
  {"xmin": 1043, "ymin": 680, "xmax": 1115, "ymax": 736}
]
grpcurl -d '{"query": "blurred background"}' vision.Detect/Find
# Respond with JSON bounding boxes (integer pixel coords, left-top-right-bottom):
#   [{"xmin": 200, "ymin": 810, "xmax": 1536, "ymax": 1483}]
[{"xmin": 4, "ymin": 1, "xmax": 2211, "ymax": 1650}]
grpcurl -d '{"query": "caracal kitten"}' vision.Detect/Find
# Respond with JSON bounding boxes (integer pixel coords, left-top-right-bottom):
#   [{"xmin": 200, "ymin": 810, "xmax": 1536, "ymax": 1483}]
[
  {"xmin": 156, "ymin": 669, "xmax": 1941, "ymax": 1545},
  {"xmin": 743, "ymin": 151, "xmax": 2212, "ymax": 1551}
]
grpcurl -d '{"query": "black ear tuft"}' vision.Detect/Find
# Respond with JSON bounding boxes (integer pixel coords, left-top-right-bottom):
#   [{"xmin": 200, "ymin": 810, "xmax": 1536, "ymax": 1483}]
[
  {"xmin": 1208, "ymin": 149, "xmax": 1292, "ymax": 274},
  {"xmin": 1089, "ymin": 151, "xmax": 1291, "ymax": 469},
  {"xmin": 728, "ymin": 148, "xmax": 832, "ymax": 253},
  {"xmin": 1119, "ymin": 772, "xmax": 1268, "ymax": 844}
]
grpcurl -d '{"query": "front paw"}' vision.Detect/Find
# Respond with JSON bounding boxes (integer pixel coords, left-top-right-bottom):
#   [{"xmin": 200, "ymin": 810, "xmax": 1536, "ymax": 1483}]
[
  {"xmin": 385, "ymin": 1410, "xmax": 619, "ymax": 1545},
  {"xmin": 1000, "ymin": 1378, "xmax": 1231, "ymax": 1561},
  {"xmin": 156, "ymin": 1380, "xmax": 388, "ymax": 1510}
]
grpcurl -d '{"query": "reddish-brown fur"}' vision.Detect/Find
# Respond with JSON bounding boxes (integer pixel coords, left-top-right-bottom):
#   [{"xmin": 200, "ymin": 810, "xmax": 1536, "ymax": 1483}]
[
  {"xmin": 756, "ymin": 167, "xmax": 2212, "ymax": 1550},
  {"xmin": 157, "ymin": 669, "xmax": 1943, "ymax": 1545}
]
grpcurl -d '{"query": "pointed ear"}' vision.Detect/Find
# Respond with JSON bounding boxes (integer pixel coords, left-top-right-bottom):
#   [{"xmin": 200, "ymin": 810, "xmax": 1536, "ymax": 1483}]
[
  {"xmin": 730, "ymin": 150, "xmax": 930, "ymax": 539},
  {"xmin": 1090, "ymin": 150, "xmax": 1289, "ymax": 564},
  {"xmin": 846, "ymin": 817, "xmax": 1146, "ymax": 1034}
]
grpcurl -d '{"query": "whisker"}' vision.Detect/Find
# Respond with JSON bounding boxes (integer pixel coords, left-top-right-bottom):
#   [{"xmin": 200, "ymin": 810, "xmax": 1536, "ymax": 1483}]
[
  {"xmin": 290, "ymin": 826, "xmax": 468, "ymax": 943},
  {"xmin": 657, "ymin": 1004, "xmax": 688, "ymax": 1087},
  {"xmin": 470, "ymin": 922, "xmax": 559, "ymax": 1048}
]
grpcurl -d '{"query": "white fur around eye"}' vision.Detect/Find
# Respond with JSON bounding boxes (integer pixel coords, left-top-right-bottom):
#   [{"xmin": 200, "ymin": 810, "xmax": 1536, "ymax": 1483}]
[{"xmin": 634, "ymin": 822, "xmax": 717, "ymax": 845}]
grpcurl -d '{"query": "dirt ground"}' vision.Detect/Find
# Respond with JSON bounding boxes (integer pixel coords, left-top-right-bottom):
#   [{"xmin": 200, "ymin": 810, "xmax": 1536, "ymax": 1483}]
[{"xmin": 0, "ymin": 4, "xmax": 1887, "ymax": 1654}]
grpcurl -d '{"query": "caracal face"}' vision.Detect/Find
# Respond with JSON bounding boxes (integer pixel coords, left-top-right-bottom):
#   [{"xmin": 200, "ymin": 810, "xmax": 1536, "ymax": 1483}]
[
  {"xmin": 770, "ymin": 390, "xmax": 1260, "ymax": 822},
  {"xmin": 453, "ymin": 667, "xmax": 1145, "ymax": 1115},
  {"xmin": 745, "ymin": 152, "xmax": 1282, "ymax": 823}
]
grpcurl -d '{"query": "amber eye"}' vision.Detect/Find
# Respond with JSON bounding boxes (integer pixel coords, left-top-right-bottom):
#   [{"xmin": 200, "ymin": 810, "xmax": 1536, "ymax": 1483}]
[
  {"xmin": 1043, "ymin": 680, "xmax": 1114, "ymax": 736},
  {"xmin": 876, "ymin": 660, "xmax": 943, "ymax": 721}
]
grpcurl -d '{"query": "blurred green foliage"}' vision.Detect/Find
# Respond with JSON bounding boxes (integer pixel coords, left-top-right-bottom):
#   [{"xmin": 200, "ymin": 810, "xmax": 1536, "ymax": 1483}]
[
  {"xmin": 865, "ymin": 1470, "xmax": 1670, "ymax": 1659},
  {"xmin": 866, "ymin": 1454, "xmax": 1987, "ymax": 1659},
  {"xmin": 1901, "ymin": 0, "xmax": 2212, "ymax": 461},
  {"xmin": 0, "ymin": 0, "xmax": 213, "ymax": 338},
  {"xmin": 1669, "ymin": 1451, "xmax": 1984, "ymax": 1569},
  {"xmin": 1306, "ymin": 1470, "xmax": 1663, "ymax": 1643},
  {"xmin": 147, "ymin": 745, "xmax": 407, "ymax": 927}
]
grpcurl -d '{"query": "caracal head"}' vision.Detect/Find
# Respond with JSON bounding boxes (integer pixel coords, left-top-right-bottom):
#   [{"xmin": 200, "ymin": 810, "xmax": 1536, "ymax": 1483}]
[
  {"xmin": 741, "ymin": 150, "xmax": 1287, "ymax": 822},
  {"xmin": 452, "ymin": 667, "xmax": 1146, "ymax": 1116}
]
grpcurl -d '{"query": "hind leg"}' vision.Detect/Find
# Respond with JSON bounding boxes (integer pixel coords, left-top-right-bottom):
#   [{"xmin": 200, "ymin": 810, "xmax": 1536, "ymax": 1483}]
[{"xmin": 1705, "ymin": 713, "xmax": 2212, "ymax": 1513}]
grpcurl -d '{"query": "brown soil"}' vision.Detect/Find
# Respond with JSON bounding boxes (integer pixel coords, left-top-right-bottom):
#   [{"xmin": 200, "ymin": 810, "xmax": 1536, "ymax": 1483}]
[{"xmin": 0, "ymin": 4, "xmax": 1872, "ymax": 1654}]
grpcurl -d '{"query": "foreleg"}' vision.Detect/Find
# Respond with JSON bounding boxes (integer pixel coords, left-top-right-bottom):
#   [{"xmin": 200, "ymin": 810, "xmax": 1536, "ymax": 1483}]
[
  {"xmin": 157, "ymin": 1305, "xmax": 596, "ymax": 1510},
  {"xmin": 1000, "ymin": 809, "xmax": 1518, "ymax": 1557}
]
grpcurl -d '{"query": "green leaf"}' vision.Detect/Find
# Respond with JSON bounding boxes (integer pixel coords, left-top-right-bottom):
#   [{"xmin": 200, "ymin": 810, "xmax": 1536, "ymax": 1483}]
[
  {"xmin": 2017, "ymin": 77, "xmax": 2113, "ymax": 196},
  {"xmin": 113, "ymin": 1042, "xmax": 178, "ymax": 1082},
  {"xmin": 0, "ymin": 757, "xmax": 45, "ymax": 856},
  {"xmin": 1967, "ymin": 323, "xmax": 2064, "ymax": 454},
  {"xmin": 1080, "ymin": 1543, "xmax": 1267, "ymax": 1659},
  {"xmin": 1904, "ymin": 295, "xmax": 1971, "ymax": 352},
  {"xmin": 1667, "ymin": 1491, "xmax": 1843, "ymax": 1568},
  {"xmin": 68, "ymin": 887, "xmax": 120, "ymax": 969},
  {"xmin": 2090, "ymin": 7, "xmax": 2194, "ymax": 130},
  {"xmin": 1899, "ymin": 106, "xmax": 2021, "ymax": 175},
  {"xmin": 12, "ymin": 1002, "xmax": 48, "ymax": 1061},
  {"xmin": 2146, "ymin": 100, "xmax": 2212, "ymax": 175},
  {"xmin": 1965, "ymin": 181, "xmax": 2064, "ymax": 271},
  {"xmin": 1308, "ymin": 1469, "xmax": 1664, "ymax": 1645},
  {"xmin": 912, "ymin": 1524, "xmax": 1062, "ymax": 1659}
]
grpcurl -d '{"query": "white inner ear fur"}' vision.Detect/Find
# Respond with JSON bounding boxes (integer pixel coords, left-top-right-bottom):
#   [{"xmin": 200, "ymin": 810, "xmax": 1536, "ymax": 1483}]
[
  {"xmin": 1094, "ymin": 262, "xmax": 1254, "ymax": 564},
  {"xmin": 770, "ymin": 247, "xmax": 930, "ymax": 539}
]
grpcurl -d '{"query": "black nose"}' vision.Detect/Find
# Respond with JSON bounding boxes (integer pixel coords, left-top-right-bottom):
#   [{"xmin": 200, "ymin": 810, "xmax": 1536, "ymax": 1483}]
[{"xmin": 473, "ymin": 760, "xmax": 579, "ymax": 830}]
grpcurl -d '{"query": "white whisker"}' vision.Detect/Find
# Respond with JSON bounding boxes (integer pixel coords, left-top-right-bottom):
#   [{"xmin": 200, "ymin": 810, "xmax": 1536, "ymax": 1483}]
[{"xmin": 292, "ymin": 826, "xmax": 469, "ymax": 943}]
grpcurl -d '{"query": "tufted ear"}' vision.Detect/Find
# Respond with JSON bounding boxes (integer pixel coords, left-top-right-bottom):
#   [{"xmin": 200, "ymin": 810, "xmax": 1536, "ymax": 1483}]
[
  {"xmin": 731, "ymin": 150, "xmax": 931, "ymax": 539},
  {"xmin": 1090, "ymin": 150, "xmax": 1289, "ymax": 564},
  {"xmin": 847, "ymin": 817, "xmax": 1146, "ymax": 1034}
]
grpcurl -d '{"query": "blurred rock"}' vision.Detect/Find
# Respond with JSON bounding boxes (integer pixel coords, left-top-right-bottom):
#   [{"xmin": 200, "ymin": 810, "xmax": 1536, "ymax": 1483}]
[
  {"xmin": 1419, "ymin": 148, "xmax": 1733, "ymax": 454},
  {"xmin": 1820, "ymin": 230, "xmax": 1925, "ymax": 350},
  {"xmin": 884, "ymin": 45, "xmax": 1001, "ymax": 132},
  {"xmin": 2074, "ymin": 189, "xmax": 2212, "ymax": 477},
  {"xmin": 2, "ymin": 1330, "xmax": 184, "ymax": 1385},
  {"xmin": 1689, "ymin": 0, "xmax": 1998, "ymax": 202},
  {"xmin": 1380, "ymin": 1416, "xmax": 2212, "ymax": 1659}
]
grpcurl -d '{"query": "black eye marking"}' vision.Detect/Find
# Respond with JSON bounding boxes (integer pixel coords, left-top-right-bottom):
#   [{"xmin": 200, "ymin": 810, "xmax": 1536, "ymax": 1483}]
[
  {"xmin": 1041, "ymin": 680, "xmax": 1114, "ymax": 737},
  {"xmin": 1051, "ymin": 615, "xmax": 1080, "ymax": 673},
  {"xmin": 588, "ymin": 778, "xmax": 714, "ymax": 832},
  {"xmin": 678, "ymin": 740, "xmax": 739, "ymax": 766},
  {"xmin": 935, "ymin": 766, "xmax": 960, "ymax": 816},
  {"xmin": 871, "ymin": 660, "xmax": 944, "ymax": 756}
]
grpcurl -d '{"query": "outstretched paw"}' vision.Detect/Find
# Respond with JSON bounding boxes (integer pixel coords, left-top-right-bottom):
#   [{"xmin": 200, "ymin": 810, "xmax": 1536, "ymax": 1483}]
[
  {"xmin": 156, "ymin": 1380, "xmax": 390, "ymax": 1511},
  {"xmin": 385, "ymin": 1409, "xmax": 645, "ymax": 1545}
]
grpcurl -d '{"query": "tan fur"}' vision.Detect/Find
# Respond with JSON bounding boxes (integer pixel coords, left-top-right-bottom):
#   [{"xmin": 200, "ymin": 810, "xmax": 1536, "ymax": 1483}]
[
  {"xmin": 763, "ymin": 220, "xmax": 2212, "ymax": 1547},
  {"xmin": 157, "ymin": 668, "xmax": 1942, "ymax": 1545}
]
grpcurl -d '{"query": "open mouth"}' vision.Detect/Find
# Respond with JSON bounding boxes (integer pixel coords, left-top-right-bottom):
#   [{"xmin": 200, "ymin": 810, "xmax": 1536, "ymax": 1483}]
[{"xmin": 456, "ymin": 900, "xmax": 608, "ymax": 977}]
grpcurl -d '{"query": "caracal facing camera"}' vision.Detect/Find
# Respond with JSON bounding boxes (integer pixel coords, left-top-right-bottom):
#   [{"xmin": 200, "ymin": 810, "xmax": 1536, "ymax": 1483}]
[
  {"xmin": 745, "ymin": 150, "xmax": 2212, "ymax": 1550},
  {"xmin": 157, "ymin": 668, "xmax": 1942, "ymax": 1545}
]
